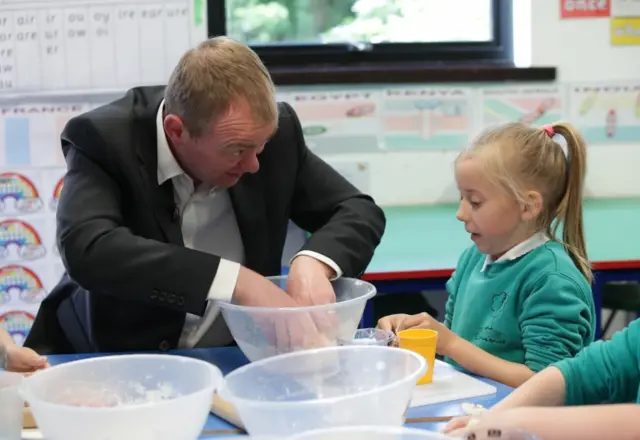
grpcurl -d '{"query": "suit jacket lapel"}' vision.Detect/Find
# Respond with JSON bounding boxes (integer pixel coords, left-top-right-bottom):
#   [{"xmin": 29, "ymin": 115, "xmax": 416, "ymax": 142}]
[
  {"xmin": 229, "ymin": 172, "xmax": 270, "ymax": 275},
  {"xmin": 133, "ymin": 90, "xmax": 184, "ymax": 246}
]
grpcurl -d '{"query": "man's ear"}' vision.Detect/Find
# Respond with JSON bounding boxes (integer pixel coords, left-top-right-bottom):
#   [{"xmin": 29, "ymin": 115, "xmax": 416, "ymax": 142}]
[
  {"xmin": 521, "ymin": 190, "xmax": 543, "ymax": 222},
  {"xmin": 163, "ymin": 114, "xmax": 188, "ymax": 144}
]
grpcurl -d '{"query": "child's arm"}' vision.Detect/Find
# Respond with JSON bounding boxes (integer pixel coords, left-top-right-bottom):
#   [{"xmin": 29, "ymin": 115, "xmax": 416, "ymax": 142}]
[
  {"xmin": 0, "ymin": 328, "xmax": 48, "ymax": 372},
  {"xmin": 444, "ymin": 321, "xmax": 640, "ymax": 434},
  {"xmin": 378, "ymin": 312, "xmax": 536, "ymax": 387},
  {"xmin": 0, "ymin": 327, "xmax": 15, "ymax": 369},
  {"xmin": 0, "ymin": 327, "xmax": 15, "ymax": 347},
  {"xmin": 518, "ymin": 273, "xmax": 595, "ymax": 373},
  {"xmin": 457, "ymin": 404, "xmax": 640, "ymax": 440},
  {"xmin": 443, "ymin": 366, "xmax": 566, "ymax": 434},
  {"xmin": 440, "ymin": 333, "xmax": 536, "ymax": 387},
  {"xmin": 554, "ymin": 317, "xmax": 640, "ymax": 405},
  {"xmin": 439, "ymin": 273, "xmax": 593, "ymax": 387}
]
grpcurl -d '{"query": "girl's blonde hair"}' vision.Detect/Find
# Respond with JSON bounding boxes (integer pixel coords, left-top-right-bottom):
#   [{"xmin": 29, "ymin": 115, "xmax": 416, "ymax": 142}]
[{"xmin": 460, "ymin": 121, "xmax": 592, "ymax": 283}]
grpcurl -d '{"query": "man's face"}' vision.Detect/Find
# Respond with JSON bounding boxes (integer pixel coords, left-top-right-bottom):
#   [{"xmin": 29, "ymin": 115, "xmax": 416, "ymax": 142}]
[{"xmin": 164, "ymin": 99, "xmax": 277, "ymax": 188}]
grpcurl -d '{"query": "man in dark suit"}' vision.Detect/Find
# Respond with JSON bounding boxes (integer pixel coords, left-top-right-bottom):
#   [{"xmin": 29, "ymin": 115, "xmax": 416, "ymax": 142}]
[{"xmin": 25, "ymin": 37, "xmax": 385, "ymax": 354}]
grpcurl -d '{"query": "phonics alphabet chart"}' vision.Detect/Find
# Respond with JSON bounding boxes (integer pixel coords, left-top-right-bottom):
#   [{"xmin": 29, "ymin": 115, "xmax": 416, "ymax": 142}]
[{"xmin": 0, "ymin": 0, "xmax": 207, "ymax": 93}]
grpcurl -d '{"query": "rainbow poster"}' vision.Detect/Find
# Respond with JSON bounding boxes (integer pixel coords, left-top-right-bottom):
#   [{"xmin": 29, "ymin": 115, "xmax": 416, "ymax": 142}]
[
  {"xmin": 0, "ymin": 265, "xmax": 46, "ymax": 305},
  {"xmin": 50, "ymin": 177, "xmax": 64, "ymax": 211},
  {"xmin": 0, "ymin": 310, "xmax": 35, "ymax": 344},
  {"xmin": 0, "ymin": 172, "xmax": 43, "ymax": 214},
  {"xmin": 0, "ymin": 219, "xmax": 46, "ymax": 260}
]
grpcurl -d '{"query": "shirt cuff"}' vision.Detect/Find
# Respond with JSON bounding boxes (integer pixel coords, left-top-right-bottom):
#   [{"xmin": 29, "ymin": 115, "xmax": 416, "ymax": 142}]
[
  {"xmin": 291, "ymin": 251, "xmax": 343, "ymax": 280},
  {"xmin": 207, "ymin": 259, "xmax": 240, "ymax": 302}
]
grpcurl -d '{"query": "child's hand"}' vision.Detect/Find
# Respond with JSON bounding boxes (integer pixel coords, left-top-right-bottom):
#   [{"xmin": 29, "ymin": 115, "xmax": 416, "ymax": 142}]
[
  {"xmin": 443, "ymin": 410, "xmax": 537, "ymax": 439},
  {"xmin": 442, "ymin": 415, "xmax": 477, "ymax": 435},
  {"xmin": 376, "ymin": 313, "xmax": 412, "ymax": 333},
  {"xmin": 4, "ymin": 344, "xmax": 49, "ymax": 373},
  {"xmin": 378, "ymin": 312, "xmax": 458, "ymax": 355}
]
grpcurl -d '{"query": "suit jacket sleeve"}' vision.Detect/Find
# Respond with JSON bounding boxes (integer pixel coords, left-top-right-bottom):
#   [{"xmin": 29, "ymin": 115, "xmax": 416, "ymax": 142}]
[
  {"xmin": 284, "ymin": 102, "xmax": 386, "ymax": 278},
  {"xmin": 57, "ymin": 120, "xmax": 217, "ymax": 316}
]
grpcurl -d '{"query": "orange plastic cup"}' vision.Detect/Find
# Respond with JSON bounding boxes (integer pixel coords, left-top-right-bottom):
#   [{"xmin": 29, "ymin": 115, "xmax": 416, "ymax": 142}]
[{"xmin": 397, "ymin": 329, "xmax": 438, "ymax": 385}]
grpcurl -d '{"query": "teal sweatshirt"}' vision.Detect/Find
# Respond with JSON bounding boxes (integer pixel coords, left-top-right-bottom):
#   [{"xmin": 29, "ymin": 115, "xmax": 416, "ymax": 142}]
[
  {"xmin": 554, "ymin": 318, "xmax": 640, "ymax": 404},
  {"xmin": 444, "ymin": 241, "xmax": 596, "ymax": 372}
]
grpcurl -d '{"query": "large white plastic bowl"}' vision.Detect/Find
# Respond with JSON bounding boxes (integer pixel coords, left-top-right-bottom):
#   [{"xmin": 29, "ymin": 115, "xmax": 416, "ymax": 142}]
[
  {"xmin": 219, "ymin": 345, "xmax": 427, "ymax": 437},
  {"xmin": 20, "ymin": 354, "xmax": 223, "ymax": 440},
  {"xmin": 220, "ymin": 275, "xmax": 376, "ymax": 362},
  {"xmin": 290, "ymin": 426, "xmax": 451, "ymax": 440}
]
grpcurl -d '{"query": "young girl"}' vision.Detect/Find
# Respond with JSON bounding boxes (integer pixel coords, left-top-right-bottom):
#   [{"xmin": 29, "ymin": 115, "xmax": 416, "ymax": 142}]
[
  {"xmin": 442, "ymin": 317, "xmax": 640, "ymax": 439},
  {"xmin": 1, "ymin": 327, "xmax": 49, "ymax": 372},
  {"xmin": 378, "ymin": 122, "xmax": 596, "ymax": 387}
]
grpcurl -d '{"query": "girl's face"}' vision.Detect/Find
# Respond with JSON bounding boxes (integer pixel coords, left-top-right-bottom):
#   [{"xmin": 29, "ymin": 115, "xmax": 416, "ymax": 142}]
[{"xmin": 454, "ymin": 156, "xmax": 539, "ymax": 260}]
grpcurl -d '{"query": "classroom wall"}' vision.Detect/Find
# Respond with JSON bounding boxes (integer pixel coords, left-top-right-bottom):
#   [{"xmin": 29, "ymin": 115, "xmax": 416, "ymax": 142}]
[
  {"xmin": 532, "ymin": 0, "xmax": 640, "ymax": 206},
  {"xmin": 298, "ymin": 0, "xmax": 640, "ymax": 207},
  {"xmin": 272, "ymin": 0, "xmax": 640, "ymax": 208},
  {"xmin": 1, "ymin": 0, "xmax": 638, "ymax": 342}
]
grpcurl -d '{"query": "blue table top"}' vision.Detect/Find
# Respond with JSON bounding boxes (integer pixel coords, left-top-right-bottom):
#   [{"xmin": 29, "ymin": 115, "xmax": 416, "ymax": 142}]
[{"xmin": 46, "ymin": 348, "xmax": 513, "ymax": 437}]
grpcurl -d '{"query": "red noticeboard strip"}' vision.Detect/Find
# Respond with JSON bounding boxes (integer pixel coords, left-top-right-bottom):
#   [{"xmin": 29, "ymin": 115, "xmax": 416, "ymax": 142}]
[
  {"xmin": 363, "ymin": 259, "xmax": 640, "ymax": 281},
  {"xmin": 560, "ymin": 0, "xmax": 611, "ymax": 18}
]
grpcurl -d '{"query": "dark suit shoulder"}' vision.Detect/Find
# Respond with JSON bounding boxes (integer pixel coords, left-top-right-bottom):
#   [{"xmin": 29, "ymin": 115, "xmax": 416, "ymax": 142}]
[
  {"xmin": 274, "ymin": 101, "xmax": 300, "ymax": 136},
  {"xmin": 265, "ymin": 101, "xmax": 303, "ymax": 157},
  {"xmin": 61, "ymin": 86, "xmax": 165, "ymax": 162}
]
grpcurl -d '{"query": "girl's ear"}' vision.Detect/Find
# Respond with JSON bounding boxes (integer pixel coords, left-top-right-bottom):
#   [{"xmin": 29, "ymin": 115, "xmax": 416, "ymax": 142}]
[{"xmin": 521, "ymin": 190, "xmax": 543, "ymax": 222}]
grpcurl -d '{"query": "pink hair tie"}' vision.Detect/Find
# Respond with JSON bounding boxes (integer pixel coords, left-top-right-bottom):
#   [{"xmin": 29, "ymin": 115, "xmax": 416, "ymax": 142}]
[{"xmin": 542, "ymin": 125, "xmax": 555, "ymax": 137}]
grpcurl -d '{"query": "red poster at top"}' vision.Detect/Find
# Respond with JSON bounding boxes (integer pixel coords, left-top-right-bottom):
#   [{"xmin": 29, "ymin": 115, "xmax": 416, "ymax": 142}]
[{"xmin": 560, "ymin": 0, "xmax": 611, "ymax": 18}]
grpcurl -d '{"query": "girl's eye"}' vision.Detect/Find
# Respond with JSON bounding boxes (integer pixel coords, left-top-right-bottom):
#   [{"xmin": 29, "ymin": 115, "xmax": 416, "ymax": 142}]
[{"xmin": 470, "ymin": 200, "xmax": 481, "ymax": 208}]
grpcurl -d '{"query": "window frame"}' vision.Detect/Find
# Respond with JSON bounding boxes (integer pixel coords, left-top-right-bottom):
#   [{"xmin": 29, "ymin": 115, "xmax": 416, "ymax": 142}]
[{"xmin": 208, "ymin": 0, "xmax": 515, "ymax": 69}]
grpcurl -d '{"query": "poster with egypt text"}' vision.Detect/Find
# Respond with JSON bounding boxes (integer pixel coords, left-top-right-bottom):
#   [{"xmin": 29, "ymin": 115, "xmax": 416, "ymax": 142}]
[
  {"xmin": 287, "ymin": 88, "xmax": 382, "ymax": 155},
  {"xmin": 569, "ymin": 83, "xmax": 640, "ymax": 144},
  {"xmin": 480, "ymin": 85, "xmax": 564, "ymax": 129},
  {"xmin": 381, "ymin": 87, "xmax": 473, "ymax": 151}
]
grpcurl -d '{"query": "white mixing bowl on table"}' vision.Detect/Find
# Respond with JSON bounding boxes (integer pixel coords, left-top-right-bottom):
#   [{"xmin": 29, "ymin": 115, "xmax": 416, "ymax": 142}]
[
  {"xmin": 219, "ymin": 275, "xmax": 376, "ymax": 362},
  {"xmin": 218, "ymin": 345, "xmax": 427, "ymax": 437},
  {"xmin": 20, "ymin": 354, "xmax": 223, "ymax": 440}
]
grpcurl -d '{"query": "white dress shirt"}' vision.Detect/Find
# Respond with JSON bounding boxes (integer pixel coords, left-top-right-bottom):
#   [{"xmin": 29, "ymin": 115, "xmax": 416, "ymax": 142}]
[
  {"xmin": 480, "ymin": 232, "xmax": 550, "ymax": 272},
  {"xmin": 155, "ymin": 101, "xmax": 342, "ymax": 348}
]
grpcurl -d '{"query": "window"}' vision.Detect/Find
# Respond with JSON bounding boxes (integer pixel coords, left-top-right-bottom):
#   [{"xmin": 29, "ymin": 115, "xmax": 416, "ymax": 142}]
[{"xmin": 209, "ymin": 0, "xmax": 514, "ymax": 69}]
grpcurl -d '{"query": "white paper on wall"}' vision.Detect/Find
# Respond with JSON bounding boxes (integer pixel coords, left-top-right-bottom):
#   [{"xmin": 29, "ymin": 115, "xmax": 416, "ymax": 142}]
[
  {"xmin": 382, "ymin": 86, "xmax": 473, "ymax": 151},
  {"xmin": 327, "ymin": 160, "xmax": 371, "ymax": 195}
]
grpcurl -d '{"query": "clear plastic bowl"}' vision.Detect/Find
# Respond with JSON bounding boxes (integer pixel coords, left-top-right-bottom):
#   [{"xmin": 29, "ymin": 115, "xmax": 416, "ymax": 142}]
[
  {"xmin": 219, "ymin": 345, "xmax": 427, "ymax": 437},
  {"xmin": 219, "ymin": 275, "xmax": 376, "ymax": 362},
  {"xmin": 20, "ymin": 354, "xmax": 223, "ymax": 440},
  {"xmin": 290, "ymin": 426, "xmax": 451, "ymax": 440}
]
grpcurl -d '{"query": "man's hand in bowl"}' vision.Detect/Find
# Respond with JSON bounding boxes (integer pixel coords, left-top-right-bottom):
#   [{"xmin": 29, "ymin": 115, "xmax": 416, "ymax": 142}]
[
  {"xmin": 232, "ymin": 266, "xmax": 330, "ymax": 352},
  {"xmin": 286, "ymin": 255, "xmax": 336, "ymax": 306},
  {"xmin": 286, "ymin": 255, "xmax": 339, "ymax": 338}
]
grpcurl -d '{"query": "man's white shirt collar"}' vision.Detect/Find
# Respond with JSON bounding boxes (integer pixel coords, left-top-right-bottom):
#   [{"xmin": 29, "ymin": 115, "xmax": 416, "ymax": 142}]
[{"xmin": 156, "ymin": 99, "xmax": 184, "ymax": 185}]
